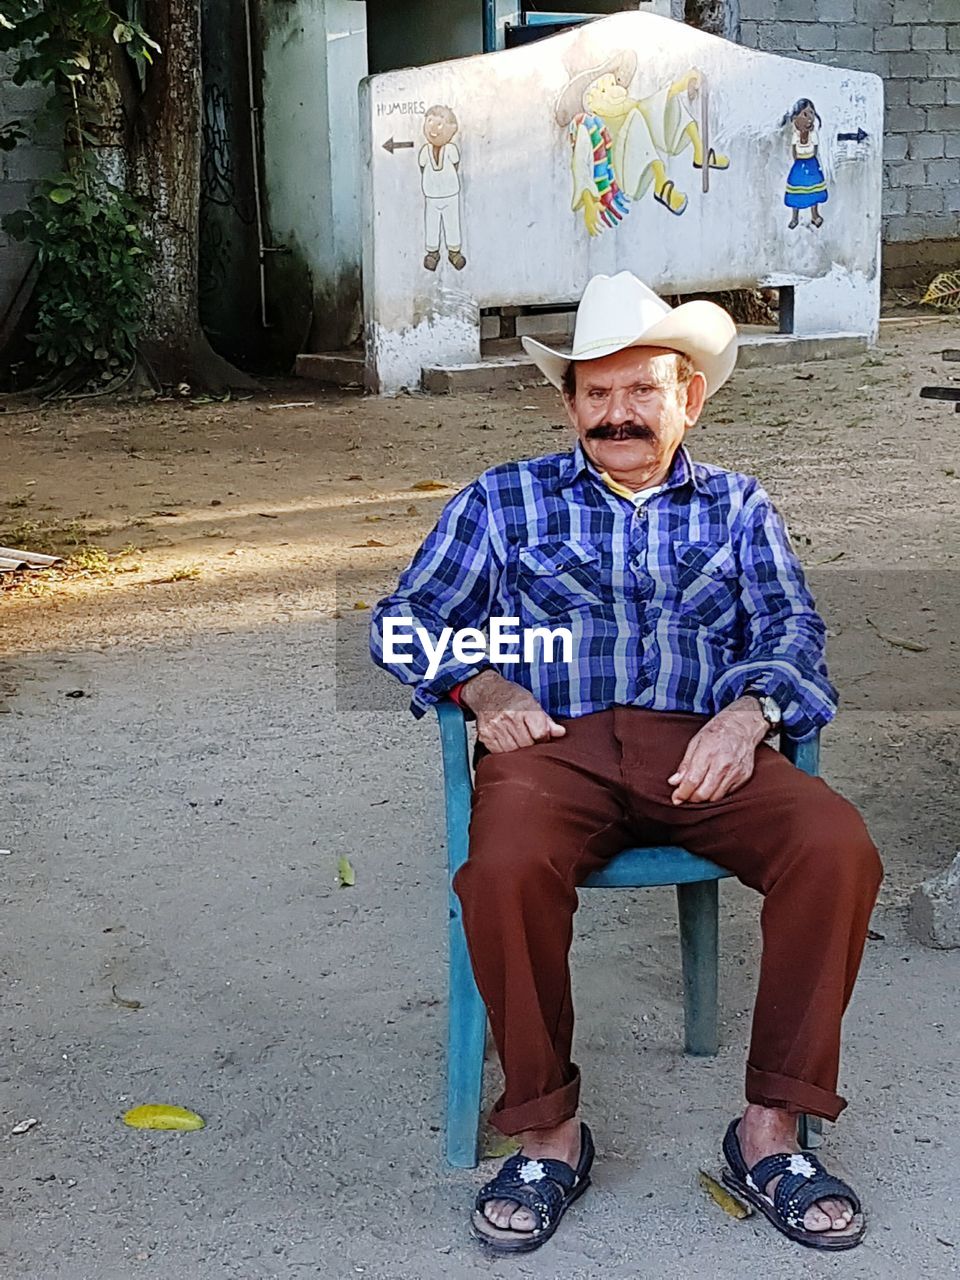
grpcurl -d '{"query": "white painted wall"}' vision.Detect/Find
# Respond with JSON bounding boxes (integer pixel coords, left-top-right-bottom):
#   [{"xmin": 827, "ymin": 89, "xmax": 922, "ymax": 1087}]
[
  {"xmin": 262, "ymin": 0, "xmax": 367, "ymax": 351},
  {"xmin": 360, "ymin": 11, "xmax": 882, "ymax": 394}
]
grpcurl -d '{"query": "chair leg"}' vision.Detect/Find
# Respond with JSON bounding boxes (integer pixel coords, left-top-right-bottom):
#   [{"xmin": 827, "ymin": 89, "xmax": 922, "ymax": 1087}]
[
  {"xmin": 798, "ymin": 1113, "xmax": 823, "ymax": 1149},
  {"xmin": 447, "ymin": 901, "xmax": 487, "ymax": 1167},
  {"xmin": 676, "ymin": 879, "xmax": 719, "ymax": 1057}
]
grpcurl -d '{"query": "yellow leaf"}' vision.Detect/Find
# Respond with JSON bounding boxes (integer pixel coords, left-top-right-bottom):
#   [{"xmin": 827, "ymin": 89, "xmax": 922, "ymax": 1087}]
[
  {"xmin": 411, "ymin": 480, "xmax": 451, "ymax": 491},
  {"xmin": 352, "ymin": 601, "xmax": 370, "ymax": 610},
  {"xmin": 123, "ymin": 1104, "xmax": 205, "ymax": 1131},
  {"xmin": 698, "ymin": 1169, "xmax": 753, "ymax": 1219},
  {"xmin": 337, "ymin": 856, "xmax": 356, "ymax": 888},
  {"xmin": 921, "ymin": 270, "xmax": 960, "ymax": 312},
  {"xmin": 482, "ymin": 1134, "xmax": 520, "ymax": 1160}
]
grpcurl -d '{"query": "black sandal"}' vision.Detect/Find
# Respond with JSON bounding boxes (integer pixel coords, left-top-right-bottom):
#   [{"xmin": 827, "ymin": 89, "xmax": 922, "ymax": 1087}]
[
  {"xmin": 653, "ymin": 179, "xmax": 688, "ymax": 216},
  {"xmin": 721, "ymin": 1119, "xmax": 866, "ymax": 1251},
  {"xmin": 470, "ymin": 1123, "xmax": 594, "ymax": 1254}
]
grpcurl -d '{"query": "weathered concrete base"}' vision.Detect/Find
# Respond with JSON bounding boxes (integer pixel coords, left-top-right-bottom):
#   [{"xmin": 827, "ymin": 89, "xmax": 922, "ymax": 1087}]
[
  {"xmin": 909, "ymin": 853, "xmax": 960, "ymax": 950},
  {"xmin": 295, "ymin": 351, "xmax": 364, "ymax": 388},
  {"xmin": 421, "ymin": 332, "xmax": 870, "ymax": 394}
]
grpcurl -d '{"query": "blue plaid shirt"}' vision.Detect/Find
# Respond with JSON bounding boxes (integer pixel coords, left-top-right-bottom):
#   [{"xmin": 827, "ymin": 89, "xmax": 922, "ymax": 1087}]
[{"xmin": 370, "ymin": 443, "xmax": 837, "ymax": 740}]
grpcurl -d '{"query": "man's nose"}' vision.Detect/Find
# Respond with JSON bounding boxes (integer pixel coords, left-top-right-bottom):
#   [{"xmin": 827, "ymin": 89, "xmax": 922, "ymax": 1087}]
[{"xmin": 606, "ymin": 393, "xmax": 632, "ymax": 425}]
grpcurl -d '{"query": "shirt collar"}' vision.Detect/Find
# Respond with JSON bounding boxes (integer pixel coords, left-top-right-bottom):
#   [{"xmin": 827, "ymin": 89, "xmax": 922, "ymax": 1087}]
[{"xmin": 556, "ymin": 440, "xmax": 702, "ymax": 496}]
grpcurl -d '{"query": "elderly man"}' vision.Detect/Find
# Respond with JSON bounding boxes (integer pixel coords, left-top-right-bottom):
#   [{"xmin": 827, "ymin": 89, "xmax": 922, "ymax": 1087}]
[{"xmin": 371, "ymin": 273, "xmax": 880, "ymax": 1255}]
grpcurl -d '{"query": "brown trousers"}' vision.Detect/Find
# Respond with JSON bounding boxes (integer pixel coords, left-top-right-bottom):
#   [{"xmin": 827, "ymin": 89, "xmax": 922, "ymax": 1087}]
[{"xmin": 453, "ymin": 708, "xmax": 882, "ymax": 1136}]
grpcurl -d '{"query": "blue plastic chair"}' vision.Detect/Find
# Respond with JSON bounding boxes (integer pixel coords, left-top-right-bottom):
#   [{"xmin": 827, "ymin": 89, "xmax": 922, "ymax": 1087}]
[{"xmin": 435, "ymin": 700, "xmax": 822, "ymax": 1167}]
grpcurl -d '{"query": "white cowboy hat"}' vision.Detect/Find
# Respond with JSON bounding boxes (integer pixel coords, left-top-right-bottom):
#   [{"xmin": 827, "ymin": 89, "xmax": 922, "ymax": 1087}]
[{"xmin": 521, "ymin": 273, "xmax": 738, "ymax": 398}]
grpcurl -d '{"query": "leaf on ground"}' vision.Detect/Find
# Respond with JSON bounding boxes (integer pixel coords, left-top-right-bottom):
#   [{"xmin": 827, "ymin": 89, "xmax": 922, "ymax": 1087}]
[
  {"xmin": 111, "ymin": 984, "xmax": 141, "ymax": 1010},
  {"xmin": 411, "ymin": 480, "xmax": 451, "ymax": 491},
  {"xmin": 352, "ymin": 601, "xmax": 370, "ymax": 611},
  {"xmin": 337, "ymin": 856, "xmax": 356, "ymax": 888},
  {"xmin": 482, "ymin": 1134, "xmax": 520, "ymax": 1161},
  {"xmin": 921, "ymin": 270, "xmax": 960, "ymax": 312},
  {"xmin": 351, "ymin": 539, "xmax": 390, "ymax": 548},
  {"xmin": 865, "ymin": 617, "xmax": 929, "ymax": 652},
  {"xmin": 123, "ymin": 1104, "xmax": 205, "ymax": 1131},
  {"xmin": 698, "ymin": 1169, "xmax": 753, "ymax": 1219},
  {"xmin": 405, "ymin": 506, "xmax": 420, "ymax": 516}
]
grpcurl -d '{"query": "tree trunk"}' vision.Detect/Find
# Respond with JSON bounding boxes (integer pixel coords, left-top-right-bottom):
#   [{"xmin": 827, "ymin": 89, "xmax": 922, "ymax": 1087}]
[{"xmin": 125, "ymin": 0, "xmax": 258, "ymax": 390}]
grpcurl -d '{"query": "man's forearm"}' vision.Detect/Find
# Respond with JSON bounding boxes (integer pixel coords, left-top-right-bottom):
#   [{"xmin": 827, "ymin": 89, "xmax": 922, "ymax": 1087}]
[{"xmin": 459, "ymin": 668, "xmax": 503, "ymax": 712}]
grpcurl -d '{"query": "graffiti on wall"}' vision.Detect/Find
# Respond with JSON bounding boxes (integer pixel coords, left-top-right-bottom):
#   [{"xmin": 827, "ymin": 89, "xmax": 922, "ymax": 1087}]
[
  {"xmin": 556, "ymin": 50, "xmax": 729, "ymax": 235},
  {"xmin": 419, "ymin": 105, "xmax": 466, "ymax": 271},
  {"xmin": 782, "ymin": 98, "xmax": 828, "ymax": 229},
  {"xmin": 199, "ymin": 82, "xmax": 257, "ymax": 305}
]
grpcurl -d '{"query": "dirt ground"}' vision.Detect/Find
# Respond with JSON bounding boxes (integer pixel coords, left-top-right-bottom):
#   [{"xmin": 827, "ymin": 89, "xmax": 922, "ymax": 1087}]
[{"xmin": 1, "ymin": 316, "xmax": 959, "ymax": 1279}]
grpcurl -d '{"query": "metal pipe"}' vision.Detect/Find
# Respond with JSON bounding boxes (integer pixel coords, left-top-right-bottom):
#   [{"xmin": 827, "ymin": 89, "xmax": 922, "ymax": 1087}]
[
  {"xmin": 243, "ymin": 0, "xmax": 270, "ymax": 329},
  {"xmin": 482, "ymin": 0, "xmax": 497, "ymax": 52}
]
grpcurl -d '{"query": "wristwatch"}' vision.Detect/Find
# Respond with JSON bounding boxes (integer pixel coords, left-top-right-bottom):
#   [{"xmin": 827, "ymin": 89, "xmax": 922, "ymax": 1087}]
[{"xmin": 746, "ymin": 688, "xmax": 782, "ymax": 733}]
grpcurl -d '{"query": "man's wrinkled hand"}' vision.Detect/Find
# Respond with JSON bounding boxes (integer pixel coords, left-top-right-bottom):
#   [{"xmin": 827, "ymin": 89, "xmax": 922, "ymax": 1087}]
[
  {"xmin": 667, "ymin": 697, "xmax": 767, "ymax": 805},
  {"xmin": 460, "ymin": 670, "xmax": 566, "ymax": 754}
]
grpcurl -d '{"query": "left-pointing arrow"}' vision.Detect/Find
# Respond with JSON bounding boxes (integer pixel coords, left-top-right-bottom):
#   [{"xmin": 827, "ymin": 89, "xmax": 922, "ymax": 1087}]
[{"xmin": 383, "ymin": 137, "xmax": 415, "ymax": 155}]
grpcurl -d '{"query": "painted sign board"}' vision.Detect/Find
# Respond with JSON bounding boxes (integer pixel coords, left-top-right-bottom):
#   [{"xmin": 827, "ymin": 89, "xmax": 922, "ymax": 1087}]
[{"xmin": 360, "ymin": 12, "xmax": 882, "ymax": 394}]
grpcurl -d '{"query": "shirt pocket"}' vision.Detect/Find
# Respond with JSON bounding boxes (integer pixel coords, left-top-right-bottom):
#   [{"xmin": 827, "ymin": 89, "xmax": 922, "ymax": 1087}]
[
  {"xmin": 672, "ymin": 540, "xmax": 741, "ymax": 629},
  {"xmin": 515, "ymin": 540, "xmax": 607, "ymax": 623}
]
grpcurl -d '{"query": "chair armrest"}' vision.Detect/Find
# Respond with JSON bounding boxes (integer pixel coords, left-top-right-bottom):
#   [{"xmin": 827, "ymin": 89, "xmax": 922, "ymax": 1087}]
[
  {"xmin": 435, "ymin": 702, "xmax": 473, "ymax": 877},
  {"xmin": 780, "ymin": 730, "xmax": 820, "ymax": 777}
]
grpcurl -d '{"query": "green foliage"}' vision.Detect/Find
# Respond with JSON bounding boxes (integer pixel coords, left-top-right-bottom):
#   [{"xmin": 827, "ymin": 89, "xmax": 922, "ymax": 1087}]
[
  {"xmin": 0, "ymin": 2, "xmax": 158, "ymax": 88},
  {"xmin": 3, "ymin": 174, "xmax": 151, "ymax": 376},
  {"xmin": 0, "ymin": 1, "xmax": 160, "ymax": 381}
]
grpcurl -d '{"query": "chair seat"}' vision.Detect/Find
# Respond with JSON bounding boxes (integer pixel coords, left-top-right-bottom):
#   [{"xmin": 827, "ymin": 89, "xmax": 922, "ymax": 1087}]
[{"xmin": 583, "ymin": 846, "xmax": 731, "ymax": 889}]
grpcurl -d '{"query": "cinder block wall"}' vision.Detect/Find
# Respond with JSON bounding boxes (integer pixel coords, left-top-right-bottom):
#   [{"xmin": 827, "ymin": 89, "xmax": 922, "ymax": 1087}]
[
  {"xmin": 737, "ymin": 0, "xmax": 959, "ymax": 287},
  {"xmin": 0, "ymin": 56, "xmax": 57, "ymax": 338}
]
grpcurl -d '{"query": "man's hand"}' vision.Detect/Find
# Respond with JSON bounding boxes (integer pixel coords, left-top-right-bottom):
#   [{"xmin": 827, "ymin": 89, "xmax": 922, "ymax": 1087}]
[
  {"xmin": 668, "ymin": 697, "xmax": 768, "ymax": 805},
  {"xmin": 460, "ymin": 670, "xmax": 566, "ymax": 754}
]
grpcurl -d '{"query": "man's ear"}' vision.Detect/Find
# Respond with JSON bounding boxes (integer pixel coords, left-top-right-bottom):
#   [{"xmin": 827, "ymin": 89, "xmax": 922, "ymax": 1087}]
[{"xmin": 683, "ymin": 371, "xmax": 708, "ymax": 428}]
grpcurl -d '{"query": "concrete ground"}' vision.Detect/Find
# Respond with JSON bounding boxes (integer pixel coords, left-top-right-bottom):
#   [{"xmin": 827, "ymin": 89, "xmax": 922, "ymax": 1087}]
[{"xmin": 1, "ymin": 316, "xmax": 959, "ymax": 1278}]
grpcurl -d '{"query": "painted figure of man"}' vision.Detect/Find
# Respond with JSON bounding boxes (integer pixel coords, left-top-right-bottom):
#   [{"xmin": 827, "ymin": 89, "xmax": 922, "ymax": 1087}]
[
  {"xmin": 558, "ymin": 51, "xmax": 729, "ymax": 233},
  {"xmin": 372, "ymin": 273, "xmax": 879, "ymax": 1256},
  {"xmin": 419, "ymin": 105, "xmax": 466, "ymax": 271}
]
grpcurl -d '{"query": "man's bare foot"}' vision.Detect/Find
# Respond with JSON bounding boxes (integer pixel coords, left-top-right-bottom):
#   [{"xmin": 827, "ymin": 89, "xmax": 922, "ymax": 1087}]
[
  {"xmin": 482, "ymin": 1116, "xmax": 581, "ymax": 1233},
  {"xmin": 737, "ymin": 1105, "xmax": 854, "ymax": 1234}
]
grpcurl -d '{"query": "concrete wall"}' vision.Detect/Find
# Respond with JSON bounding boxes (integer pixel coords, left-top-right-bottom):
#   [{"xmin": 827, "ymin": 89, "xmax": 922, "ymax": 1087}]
[
  {"xmin": 737, "ymin": 0, "xmax": 960, "ymax": 285},
  {"xmin": 0, "ymin": 56, "xmax": 56, "ymax": 344},
  {"xmin": 361, "ymin": 11, "xmax": 882, "ymax": 393},
  {"xmin": 261, "ymin": 0, "xmax": 368, "ymax": 352}
]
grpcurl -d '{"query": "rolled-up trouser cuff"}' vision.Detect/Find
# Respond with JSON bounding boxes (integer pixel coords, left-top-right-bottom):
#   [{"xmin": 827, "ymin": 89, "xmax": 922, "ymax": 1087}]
[
  {"xmin": 746, "ymin": 1063, "xmax": 847, "ymax": 1122},
  {"xmin": 489, "ymin": 1066, "xmax": 581, "ymax": 1136}
]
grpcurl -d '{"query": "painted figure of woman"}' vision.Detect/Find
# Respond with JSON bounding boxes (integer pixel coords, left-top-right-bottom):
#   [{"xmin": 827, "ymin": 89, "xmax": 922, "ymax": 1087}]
[{"xmin": 782, "ymin": 98, "xmax": 827, "ymax": 229}]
